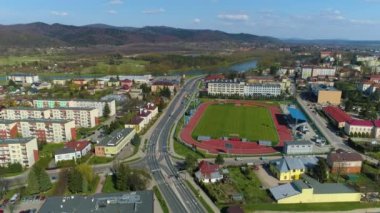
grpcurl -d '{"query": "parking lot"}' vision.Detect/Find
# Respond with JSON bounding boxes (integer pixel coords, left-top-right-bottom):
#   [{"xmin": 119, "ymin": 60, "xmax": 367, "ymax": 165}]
[{"xmin": 1, "ymin": 195, "xmax": 45, "ymax": 213}]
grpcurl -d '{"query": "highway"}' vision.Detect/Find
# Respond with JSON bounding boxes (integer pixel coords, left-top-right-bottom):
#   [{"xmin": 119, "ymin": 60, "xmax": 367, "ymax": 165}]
[{"xmin": 147, "ymin": 77, "xmax": 205, "ymax": 213}]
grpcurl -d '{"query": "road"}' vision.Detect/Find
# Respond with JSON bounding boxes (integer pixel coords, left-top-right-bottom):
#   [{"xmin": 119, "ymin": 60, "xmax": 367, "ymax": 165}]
[
  {"xmin": 147, "ymin": 77, "xmax": 205, "ymax": 213},
  {"xmin": 297, "ymin": 95, "xmax": 379, "ymax": 165}
]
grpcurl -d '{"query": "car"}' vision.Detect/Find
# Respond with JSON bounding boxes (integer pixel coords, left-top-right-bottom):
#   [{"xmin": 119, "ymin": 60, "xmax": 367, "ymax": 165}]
[{"xmin": 40, "ymin": 195, "xmax": 46, "ymax": 201}]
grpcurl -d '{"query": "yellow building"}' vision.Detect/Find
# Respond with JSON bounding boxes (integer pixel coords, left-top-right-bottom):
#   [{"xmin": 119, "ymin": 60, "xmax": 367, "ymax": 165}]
[
  {"xmin": 311, "ymin": 84, "xmax": 342, "ymax": 105},
  {"xmin": 269, "ymin": 175, "xmax": 361, "ymax": 204},
  {"xmin": 94, "ymin": 128, "xmax": 136, "ymax": 157},
  {"xmin": 269, "ymin": 157, "xmax": 318, "ymax": 181}
]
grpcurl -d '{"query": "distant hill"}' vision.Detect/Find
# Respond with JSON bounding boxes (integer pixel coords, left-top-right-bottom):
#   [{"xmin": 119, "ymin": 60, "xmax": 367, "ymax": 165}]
[
  {"xmin": 284, "ymin": 38, "xmax": 380, "ymax": 48},
  {"xmin": 0, "ymin": 22, "xmax": 280, "ymax": 48}
]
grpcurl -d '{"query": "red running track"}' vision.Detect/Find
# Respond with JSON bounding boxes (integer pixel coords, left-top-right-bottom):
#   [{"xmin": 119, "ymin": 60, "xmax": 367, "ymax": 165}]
[{"xmin": 180, "ymin": 100, "xmax": 293, "ymax": 155}]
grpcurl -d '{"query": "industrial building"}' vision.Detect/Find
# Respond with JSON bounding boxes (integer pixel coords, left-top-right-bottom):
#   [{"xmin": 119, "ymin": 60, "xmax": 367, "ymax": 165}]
[
  {"xmin": 0, "ymin": 137, "xmax": 38, "ymax": 168},
  {"xmin": 283, "ymin": 141, "xmax": 313, "ymax": 155},
  {"xmin": 39, "ymin": 191, "xmax": 154, "ymax": 213},
  {"xmin": 269, "ymin": 175, "xmax": 361, "ymax": 204}
]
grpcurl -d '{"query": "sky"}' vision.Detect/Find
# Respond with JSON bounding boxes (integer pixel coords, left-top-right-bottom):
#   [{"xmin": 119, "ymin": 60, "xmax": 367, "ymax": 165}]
[{"xmin": 1, "ymin": 0, "xmax": 380, "ymax": 40}]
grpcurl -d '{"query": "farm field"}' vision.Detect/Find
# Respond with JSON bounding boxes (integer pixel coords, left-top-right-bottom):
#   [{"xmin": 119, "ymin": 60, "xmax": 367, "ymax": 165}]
[{"xmin": 192, "ymin": 103, "xmax": 278, "ymax": 143}]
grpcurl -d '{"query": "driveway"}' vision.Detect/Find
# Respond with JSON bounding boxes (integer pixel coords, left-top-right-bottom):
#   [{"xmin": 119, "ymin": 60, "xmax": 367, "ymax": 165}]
[{"xmin": 253, "ymin": 165, "xmax": 279, "ymax": 189}]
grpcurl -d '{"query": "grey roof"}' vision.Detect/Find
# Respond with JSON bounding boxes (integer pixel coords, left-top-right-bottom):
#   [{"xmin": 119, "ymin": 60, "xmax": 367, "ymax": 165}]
[
  {"xmin": 285, "ymin": 141, "xmax": 313, "ymax": 146},
  {"xmin": 302, "ymin": 175, "xmax": 357, "ymax": 194},
  {"xmin": 55, "ymin": 147, "xmax": 75, "ymax": 155},
  {"xmin": 0, "ymin": 137, "xmax": 35, "ymax": 144},
  {"xmin": 271, "ymin": 156, "xmax": 319, "ymax": 173},
  {"xmin": 0, "ymin": 120, "xmax": 17, "ymax": 124},
  {"xmin": 39, "ymin": 191, "xmax": 153, "ymax": 213},
  {"xmin": 8, "ymin": 73, "xmax": 38, "ymax": 77},
  {"xmin": 269, "ymin": 183, "xmax": 301, "ymax": 201},
  {"xmin": 98, "ymin": 128, "xmax": 135, "ymax": 147},
  {"xmin": 33, "ymin": 98, "xmax": 115, "ymax": 103},
  {"xmin": 15, "ymin": 118, "xmax": 74, "ymax": 124}
]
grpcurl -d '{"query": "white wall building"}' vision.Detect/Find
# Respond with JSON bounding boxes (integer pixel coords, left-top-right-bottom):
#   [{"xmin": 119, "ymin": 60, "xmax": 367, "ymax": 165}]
[
  {"xmin": 0, "ymin": 137, "xmax": 38, "ymax": 168},
  {"xmin": 7, "ymin": 73, "xmax": 39, "ymax": 84},
  {"xmin": 208, "ymin": 80, "xmax": 245, "ymax": 96},
  {"xmin": 244, "ymin": 83, "xmax": 281, "ymax": 96}
]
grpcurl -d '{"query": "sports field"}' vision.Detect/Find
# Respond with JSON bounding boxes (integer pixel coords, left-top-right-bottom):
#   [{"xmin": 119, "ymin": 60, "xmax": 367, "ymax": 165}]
[{"xmin": 192, "ymin": 104, "xmax": 279, "ymax": 143}]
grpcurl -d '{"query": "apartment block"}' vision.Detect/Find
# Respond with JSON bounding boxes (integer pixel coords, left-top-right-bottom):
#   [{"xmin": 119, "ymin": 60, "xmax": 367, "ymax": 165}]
[
  {"xmin": 15, "ymin": 119, "xmax": 76, "ymax": 143},
  {"xmin": 7, "ymin": 73, "xmax": 39, "ymax": 84},
  {"xmin": 33, "ymin": 99, "xmax": 116, "ymax": 117},
  {"xmin": 0, "ymin": 137, "xmax": 38, "ymax": 168},
  {"xmin": 4, "ymin": 107, "xmax": 99, "ymax": 128},
  {"xmin": 125, "ymin": 103, "xmax": 158, "ymax": 133},
  {"xmin": 0, "ymin": 120, "xmax": 18, "ymax": 139}
]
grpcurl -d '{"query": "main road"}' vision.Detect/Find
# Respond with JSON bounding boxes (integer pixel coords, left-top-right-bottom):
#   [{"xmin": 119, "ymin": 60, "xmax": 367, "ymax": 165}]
[{"xmin": 147, "ymin": 76, "xmax": 205, "ymax": 213}]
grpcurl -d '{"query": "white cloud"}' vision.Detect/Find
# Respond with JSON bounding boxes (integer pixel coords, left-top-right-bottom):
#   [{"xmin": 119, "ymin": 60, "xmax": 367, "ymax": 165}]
[
  {"xmin": 193, "ymin": 18, "xmax": 201, "ymax": 24},
  {"xmin": 107, "ymin": 10, "xmax": 117, "ymax": 14},
  {"xmin": 320, "ymin": 9, "xmax": 345, "ymax": 21},
  {"xmin": 50, "ymin": 11, "xmax": 69, "ymax": 16},
  {"xmin": 142, "ymin": 8, "xmax": 165, "ymax": 14},
  {"xmin": 217, "ymin": 13, "xmax": 249, "ymax": 21},
  {"xmin": 109, "ymin": 0, "xmax": 123, "ymax": 4}
]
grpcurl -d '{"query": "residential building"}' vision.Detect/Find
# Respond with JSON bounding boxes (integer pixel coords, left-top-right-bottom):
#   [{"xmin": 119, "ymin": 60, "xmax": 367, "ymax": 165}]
[
  {"xmin": 0, "ymin": 137, "xmax": 38, "ymax": 168},
  {"xmin": 344, "ymin": 119, "xmax": 373, "ymax": 137},
  {"xmin": 120, "ymin": 79, "xmax": 133, "ymax": 87},
  {"xmin": 54, "ymin": 140, "xmax": 91, "ymax": 163},
  {"xmin": 125, "ymin": 117, "xmax": 145, "ymax": 133},
  {"xmin": 269, "ymin": 156, "xmax": 318, "ymax": 181},
  {"xmin": 4, "ymin": 107, "xmax": 99, "ymax": 128},
  {"xmin": 151, "ymin": 81, "xmax": 179, "ymax": 93},
  {"xmin": 311, "ymin": 67, "xmax": 336, "ymax": 77},
  {"xmin": 97, "ymin": 75, "xmax": 152, "ymax": 84},
  {"xmin": 145, "ymin": 103, "xmax": 158, "ymax": 118},
  {"xmin": 204, "ymin": 74, "xmax": 225, "ymax": 82},
  {"xmin": 125, "ymin": 103, "xmax": 158, "ymax": 133},
  {"xmin": 310, "ymin": 84, "xmax": 342, "ymax": 105},
  {"xmin": 130, "ymin": 89, "xmax": 143, "ymax": 100},
  {"xmin": 301, "ymin": 67, "xmax": 313, "ymax": 79},
  {"xmin": 49, "ymin": 107, "xmax": 99, "ymax": 128},
  {"xmin": 107, "ymin": 78, "xmax": 120, "ymax": 87},
  {"xmin": 269, "ymin": 175, "xmax": 361, "ymax": 204},
  {"xmin": 327, "ymin": 150, "xmax": 363, "ymax": 174},
  {"xmin": 323, "ymin": 106, "xmax": 352, "ymax": 128},
  {"xmin": 72, "ymin": 79, "xmax": 88, "ymax": 86},
  {"xmin": 95, "ymin": 128, "xmax": 136, "ymax": 157},
  {"xmin": 194, "ymin": 160, "xmax": 223, "ymax": 183},
  {"xmin": 52, "ymin": 79, "xmax": 67, "ymax": 86},
  {"xmin": 33, "ymin": 99, "xmax": 116, "ymax": 117},
  {"xmin": 15, "ymin": 119, "xmax": 76, "ymax": 143},
  {"xmin": 7, "ymin": 73, "xmax": 39, "ymax": 84},
  {"xmin": 0, "ymin": 120, "xmax": 18, "ymax": 139},
  {"xmin": 283, "ymin": 141, "xmax": 313, "ymax": 155},
  {"xmin": 39, "ymin": 191, "xmax": 154, "ymax": 213},
  {"xmin": 31, "ymin": 82, "xmax": 51, "ymax": 90}
]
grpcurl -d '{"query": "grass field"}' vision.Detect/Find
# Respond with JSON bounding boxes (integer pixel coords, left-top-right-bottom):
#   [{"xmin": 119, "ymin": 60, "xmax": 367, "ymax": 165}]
[{"xmin": 192, "ymin": 104, "xmax": 278, "ymax": 143}]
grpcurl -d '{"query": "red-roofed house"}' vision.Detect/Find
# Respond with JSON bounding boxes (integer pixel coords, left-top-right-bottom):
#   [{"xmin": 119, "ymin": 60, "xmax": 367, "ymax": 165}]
[
  {"xmin": 125, "ymin": 116, "xmax": 145, "ymax": 133},
  {"xmin": 120, "ymin": 79, "xmax": 133, "ymax": 87},
  {"xmin": 373, "ymin": 120, "xmax": 380, "ymax": 138},
  {"xmin": 194, "ymin": 161, "xmax": 223, "ymax": 183},
  {"xmin": 327, "ymin": 150, "xmax": 363, "ymax": 174},
  {"xmin": 369, "ymin": 75, "xmax": 380, "ymax": 83},
  {"xmin": 151, "ymin": 81, "xmax": 179, "ymax": 93},
  {"xmin": 323, "ymin": 106, "xmax": 352, "ymax": 128},
  {"xmin": 205, "ymin": 74, "xmax": 225, "ymax": 82},
  {"xmin": 344, "ymin": 119, "xmax": 374, "ymax": 137},
  {"xmin": 145, "ymin": 103, "xmax": 158, "ymax": 118},
  {"xmin": 54, "ymin": 141, "xmax": 91, "ymax": 163}
]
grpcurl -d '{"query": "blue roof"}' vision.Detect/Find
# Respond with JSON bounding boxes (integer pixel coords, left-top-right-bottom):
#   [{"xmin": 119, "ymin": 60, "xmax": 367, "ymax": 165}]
[{"xmin": 288, "ymin": 107, "xmax": 307, "ymax": 122}]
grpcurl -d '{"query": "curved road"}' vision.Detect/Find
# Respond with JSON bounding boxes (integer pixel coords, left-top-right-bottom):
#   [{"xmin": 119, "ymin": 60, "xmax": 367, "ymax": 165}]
[{"xmin": 147, "ymin": 77, "xmax": 205, "ymax": 213}]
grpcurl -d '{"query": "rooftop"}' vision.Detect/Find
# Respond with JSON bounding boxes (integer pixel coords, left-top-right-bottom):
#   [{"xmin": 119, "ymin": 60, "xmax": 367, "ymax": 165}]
[
  {"xmin": 287, "ymin": 107, "xmax": 307, "ymax": 122},
  {"xmin": 98, "ymin": 128, "xmax": 135, "ymax": 147},
  {"xmin": 55, "ymin": 147, "xmax": 75, "ymax": 155},
  {"xmin": 269, "ymin": 183, "xmax": 300, "ymax": 201},
  {"xmin": 328, "ymin": 150, "xmax": 363, "ymax": 162},
  {"xmin": 39, "ymin": 191, "xmax": 153, "ymax": 213},
  {"xmin": 323, "ymin": 106, "xmax": 352, "ymax": 123},
  {"xmin": 33, "ymin": 98, "xmax": 115, "ymax": 103},
  {"xmin": 65, "ymin": 141, "xmax": 90, "ymax": 151},
  {"xmin": 15, "ymin": 118, "xmax": 75, "ymax": 124},
  {"xmin": 347, "ymin": 119, "xmax": 373, "ymax": 127},
  {"xmin": 285, "ymin": 141, "xmax": 313, "ymax": 146},
  {"xmin": 0, "ymin": 137, "xmax": 35, "ymax": 144}
]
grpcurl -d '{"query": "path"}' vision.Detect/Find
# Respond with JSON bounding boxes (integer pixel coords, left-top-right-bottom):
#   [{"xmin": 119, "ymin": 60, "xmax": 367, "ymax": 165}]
[{"xmin": 95, "ymin": 174, "xmax": 106, "ymax": 194}]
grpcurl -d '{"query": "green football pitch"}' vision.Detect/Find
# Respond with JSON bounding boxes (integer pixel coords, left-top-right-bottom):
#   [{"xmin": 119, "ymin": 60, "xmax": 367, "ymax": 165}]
[{"xmin": 192, "ymin": 103, "xmax": 279, "ymax": 143}]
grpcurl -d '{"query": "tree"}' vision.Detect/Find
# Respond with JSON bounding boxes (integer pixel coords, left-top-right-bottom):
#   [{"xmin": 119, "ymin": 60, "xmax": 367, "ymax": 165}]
[
  {"xmin": 115, "ymin": 164, "xmax": 129, "ymax": 191},
  {"xmin": 27, "ymin": 168, "xmax": 39, "ymax": 195},
  {"xmin": 140, "ymin": 83, "xmax": 151, "ymax": 94},
  {"xmin": 313, "ymin": 159, "xmax": 329, "ymax": 183},
  {"xmin": 68, "ymin": 168, "xmax": 83, "ymax": 193},
  {"xmin": 131, "ymin": 134, "xmax": 141, "ymax": 146},
  {"xmin": 160, "ymin": 87, "xmax": 171, "ymax": 98},
  {"xmin": 76, "ymin": 164, "xmax": 95, "ymax": 185},
  {"xmin": 345, "ymin": 100, "xmax": 353, "ymax": 112},
  {"xmin": 185, "ymin": 154, "xmax": 197, "ymax": 172},
  {"xmin": 214, "ymin": 154, "xmax": 224, "ymax": 165},
  {"xmin": 36, "ymin": 166, "xmax": 52, "ymax": 192},
  {"xmin": 103, "ymin": 103, "xmax": 111, "ymax": 118}
]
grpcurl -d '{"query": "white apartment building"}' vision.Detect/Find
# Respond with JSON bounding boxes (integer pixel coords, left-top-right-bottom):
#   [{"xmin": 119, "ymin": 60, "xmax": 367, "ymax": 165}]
[
  {"xmin": 301, "ymin": 67, "xmax": 336, "ymax": 79},
  {"xmin": 0, "ymin": 137, "xmax": 38, "ymax": 168},
  {"xmin": 208, "ymin": 80, "xmax": 245, "ymax": 96},
  {"xmin": 7, "ymin": 73, "xmax": 39, "ymax": 84},
  {"xmin": 4, "ymin": 107, "xmax": 99, "ymax": 128},
  {"xmin": 208, "ymin": 80, "xmax": 281, "ymax": 97},
  {"xmin": 244, "ymin": 83, "xmax": 281, "ymax": 96},
  {"xmin": 301, "ymin": 67, "xmax": 313, "ymax": 79},
  {"xmin": 15, "ymin": 119, "xmax": 76, "ymax": 143},
  {"xmin": 33, "ymin": 99, "xmax": 116, "ymax": 117}
]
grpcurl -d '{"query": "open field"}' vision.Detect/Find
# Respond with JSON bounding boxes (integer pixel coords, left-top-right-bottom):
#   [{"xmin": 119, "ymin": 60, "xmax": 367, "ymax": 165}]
[{"xmin": 192, "ymin": 104, "xmax": 278, "ymax": 143}]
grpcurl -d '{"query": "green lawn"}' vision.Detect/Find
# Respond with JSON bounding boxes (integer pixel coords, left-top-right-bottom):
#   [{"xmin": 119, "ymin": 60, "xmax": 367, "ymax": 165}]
[
  {"xmin": 102, "ymin": 175, "xmax": 119, "ymax": 193},
  {"xmin": 88, "ymin": 156, "xmax": 113, "ymax": 165},
  {"xmin": 192, "ymin": 104, "xmax": 278, "ymax": 143},
  {"xmin": 36, "ymin": 143, "xmax": 65, "ymax": 168}
]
